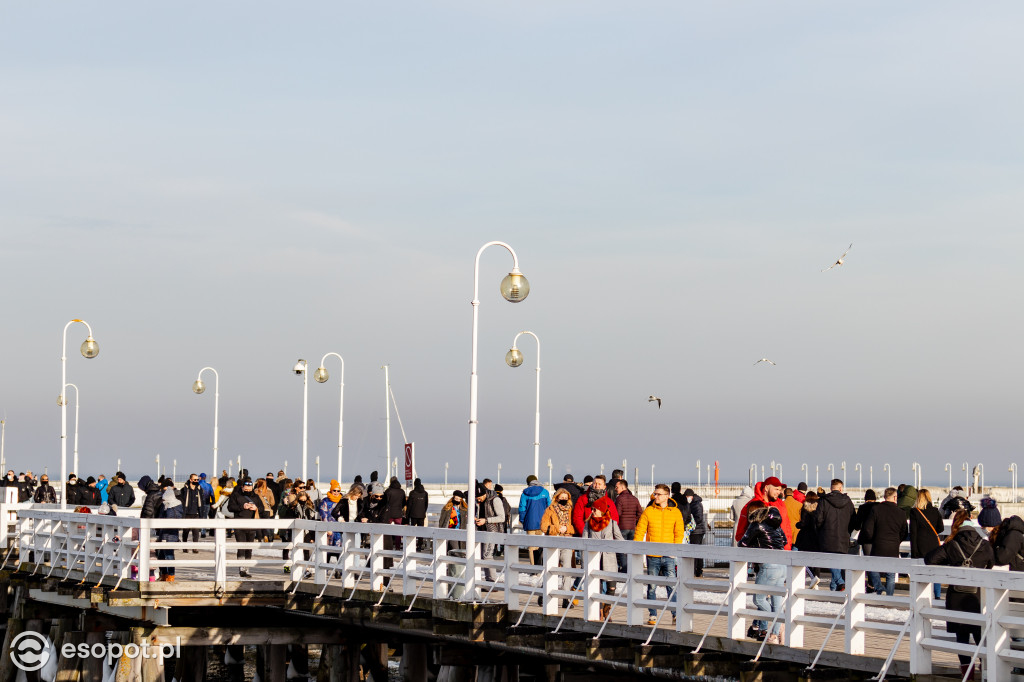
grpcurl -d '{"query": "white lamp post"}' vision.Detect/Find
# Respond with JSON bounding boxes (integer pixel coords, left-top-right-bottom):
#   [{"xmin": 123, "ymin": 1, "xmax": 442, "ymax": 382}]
[
  {"xmin": 651, "ymin": 464, "xmax": 655, "ymax": 488},
  {"xmin": 465, "ymin": 241, "xmax": 529, "ymax": 600},
  {"xmin": 61, "ymin": 383, "xmax": 80, "ymax": 476},
  {"xmin": 911, "ymin": 462, "xmax": 921, "ymax": 489},
  {"xmin": 313, "ymin": 352, "xmax": 345, "ymax": 484},
  {"xmin": 840, "ymin": 461, "xmax": 846, "ymax": 484},
  {"xmin": 497, "ymin": 463, "xmax": 502, "ymax": 486},
  {"xmin": 505, "ymin": 331, "xmax": 541, "ymax": 478},
  {"xmin": 827, "ymin": 463, "xmax": 835, "ymax": 481},
  {"xmin": 192, "ymin": 367, "xmax": 220, "ymax": 478},
  {"xmin": 548, "ymin": 459, "xmax": 553, "ymax": 487},
  {"xmin": 749, "ymin": 464, "xmax": 756, "ymax": 487},
  {"xmin": 155, "ymin": 453, "xmax": 161, "ymax": 479},
  {"xmin": 854, "ymin": 463, "xmax": 862, "ymax": 490},
  {"xmin": 293, "ymin": 359, "xmax": 309, "ymax": 483},
  {"xmin": 976, "ymin": 463, "xmax": 984, "ymax": 493},
  {"xmin": 962, "ymin": 462, "xmax": 969, "ymax": 490},
  {"xmin": 315, "ymin": 456, "xmax": 320, "ymax": 488},
  {"xmin": 869, "ymin": 465, "xmax": 873, "ymax": 490},
  {"xmin": 0, "ymin": 418, "xmax": 5, "ymax": 474},
  {"xmin": 801, "ymin": 463, "xmax": 808, "ymax": 485},
  {"xmin": 173, "ymin": 459, "xmax": 177, "ymax": 485},
  {"xmin": 696, "ymin": 459, "xmax": 701, "ymax": 488},
  {"xmin": 945, "ymin": 463, "xmax": 952, "ymax": 491},
  {"xmin": 883, "ymin": 463, "xmax": 891, "ymax": 489},
  {"xmin": 60, "ymin": 319, "xmax": 99, "ymax": 509},
  {"xmin": 1010, "ymin": 463, "xmax": 1018, "ymax": 502},
  {"xmin": 815, "ymin": 465, "xmax": 819, "ymax": 489},
  {"xmin": 777, "ymin": 463, "xmax": 783, "ymax": 480}
]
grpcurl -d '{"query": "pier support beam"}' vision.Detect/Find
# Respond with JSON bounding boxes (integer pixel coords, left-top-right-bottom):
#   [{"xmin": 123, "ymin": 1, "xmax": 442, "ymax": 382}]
[
  {"xmin": 400, "ymin": 642, "xmax": 429, "ymax": 682},
  {"xmin": 174, "ymin": 646, "xmax": 208, "ymax": 681}
]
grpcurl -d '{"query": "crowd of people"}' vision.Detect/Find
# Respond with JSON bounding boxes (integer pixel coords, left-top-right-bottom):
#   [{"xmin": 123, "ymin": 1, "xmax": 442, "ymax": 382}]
[
  {"xmin": 8, "ymin": 464, "xmax": 1020, "ymax": 675},
  {"xmin": 731, "ymin": 475, "xmax": 1018, "ymax": 678}
]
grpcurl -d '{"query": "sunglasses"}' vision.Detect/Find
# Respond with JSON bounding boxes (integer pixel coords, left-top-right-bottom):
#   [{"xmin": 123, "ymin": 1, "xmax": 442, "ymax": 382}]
[{"xmin": 330, "ymin": 489, "xmax": 341, "ymax": 493}]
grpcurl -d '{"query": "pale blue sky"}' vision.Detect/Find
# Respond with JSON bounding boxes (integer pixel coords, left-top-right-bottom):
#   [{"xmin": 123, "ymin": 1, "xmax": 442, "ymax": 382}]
[{"xmin": 1, "ymin": 2, "xmax": 1021, "ymax": 486}]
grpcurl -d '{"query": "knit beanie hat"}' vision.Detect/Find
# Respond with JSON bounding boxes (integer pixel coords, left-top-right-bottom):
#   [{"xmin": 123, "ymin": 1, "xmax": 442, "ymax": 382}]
[{"xmin": 978, "ymin": 497, "xmax": 1001, "ymax": 527}]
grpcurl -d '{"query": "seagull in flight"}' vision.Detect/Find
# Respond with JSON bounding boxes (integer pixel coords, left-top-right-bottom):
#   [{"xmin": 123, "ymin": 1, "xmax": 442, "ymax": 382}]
[
  {"xmin": 822, "ymin": 243, "xmax": 853, "ymax": 272},
  {"xmin": 754, "ymin": 358, "xmax": 777, "ymax": 366},
  {"xmin": 648, "ymin": 395, "xmax": 662, "ymax": 409}
]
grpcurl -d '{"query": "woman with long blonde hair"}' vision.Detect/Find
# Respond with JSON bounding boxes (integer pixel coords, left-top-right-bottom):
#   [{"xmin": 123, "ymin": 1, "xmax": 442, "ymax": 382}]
[{"xmin": 909, "ymin": 488, "xmax": 944, "ymax": 599}]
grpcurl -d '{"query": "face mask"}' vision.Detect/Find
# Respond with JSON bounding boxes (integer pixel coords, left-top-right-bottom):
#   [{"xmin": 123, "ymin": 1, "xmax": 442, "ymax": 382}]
[{"xmin": 559, "ymin": 499, "xmax": 570, "ymax": 506}]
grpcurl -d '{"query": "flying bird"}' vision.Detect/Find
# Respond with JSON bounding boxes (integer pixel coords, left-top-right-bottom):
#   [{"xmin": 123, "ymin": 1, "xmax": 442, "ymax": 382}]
[
  {"xmin": 822, "ymin": 243, "xmax": 853, "ymax": 272},
  {"xmin": 648, "ymin": 395, "xmax": 662, "ymax": 409},
  {"xmin": 754, "ymin": 358, "xmax": 776, "ymax": 366}
]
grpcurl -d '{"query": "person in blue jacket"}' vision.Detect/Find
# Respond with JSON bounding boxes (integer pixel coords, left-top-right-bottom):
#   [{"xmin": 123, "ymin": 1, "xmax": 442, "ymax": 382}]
[{"xmin": 518, "ymin": 475, "xmax": 551, "ymax": 565}]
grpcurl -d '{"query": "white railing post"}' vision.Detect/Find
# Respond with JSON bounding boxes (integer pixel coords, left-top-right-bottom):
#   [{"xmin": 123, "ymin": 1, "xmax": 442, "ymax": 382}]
[
  {"xmin": 727, "ymin": 558, "xmax": 748, "ymax": 640},
  {"xmin": 338, "ymin": 531, "xmax": 356, "ymax": 588},
  {"xmin": 626, "ymin": 552, "xmax": 646, "ymax": 626},
  {"xmin": 504, "ymin": 538, "xmax": 520, "ymax": 609},
  {"xmin": 786, "ymin": 563, "xmax": 806, "ymax": 647},
  {"xmin": 137, "ymin": 519, "xmax": 151, "ymax": 581},
  {"xmin": 402, "ymin": 531, "xmax": 417, "ymax": 596},
  {"xmin": 676, "ymin": 553, "xmax": 694, "ymax": 632},
  {"xmin": 584, "ymin": 549, "xmax": 600, "ymax": 621},
  {"xmin": 908, "ymin": 576, "xmax": 933, "ymax": 676},
  {"xmin": 432, "ymin": 536, "xmax": 447, "ymax": 600},
  {"xmin": 542, "ymin": 545, "xmax": 559, "ymax": 616},
  {"xmin": 214, "ymin": 527, "xmax": 227, "ymax": 584},
  {"xmin": 986, "ymin": 585, "xmax": 1012, "ymax": 682},
  {"xmin": 844, "ymin": 568, "xmax": 866, "ymax": 655},
  {"xmin": 369, "ymin": 531, "xmax": 385, "ymax": 591}
]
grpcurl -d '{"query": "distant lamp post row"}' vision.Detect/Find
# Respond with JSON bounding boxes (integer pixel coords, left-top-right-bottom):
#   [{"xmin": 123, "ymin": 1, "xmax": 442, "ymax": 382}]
[
  {"xmin": 466, "ymin": 241, "xmax": 529, "ymax": 600},
  {"xmin": 192, "ymin": 352, "xmax": 345, "ymax": 488},
  {"xmin": 61, "ymin": 319, "xmax": 99, "ymax": 509},
  {"xmin": 505, "ymin": 330, "xmax": 541, "ymax": 478}
]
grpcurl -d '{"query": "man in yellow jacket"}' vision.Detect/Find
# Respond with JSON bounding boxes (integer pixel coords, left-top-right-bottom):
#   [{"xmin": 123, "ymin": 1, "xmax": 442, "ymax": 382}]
[{"xmin": 635, "ymin": 483, "xmax": 687, "ymax": 624}]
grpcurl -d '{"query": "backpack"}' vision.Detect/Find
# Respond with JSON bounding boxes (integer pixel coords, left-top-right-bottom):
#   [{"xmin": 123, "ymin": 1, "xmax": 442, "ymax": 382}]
[{"xmin": 950, "ymin": 535, "xmax": 982, "ymax": 594}]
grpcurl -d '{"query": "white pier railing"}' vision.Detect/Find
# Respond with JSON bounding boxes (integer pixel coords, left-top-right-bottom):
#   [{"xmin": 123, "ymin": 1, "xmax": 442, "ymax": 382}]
[{"xmin": 5, "ymin": 508, "xmax": 1024, "ymax": 678}]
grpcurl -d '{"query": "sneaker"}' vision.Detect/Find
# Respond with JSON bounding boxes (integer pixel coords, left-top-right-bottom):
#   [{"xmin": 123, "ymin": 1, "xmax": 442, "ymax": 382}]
[
  {"xmin": 283, "ymin": 565, "xmax": 291, "ymax": 574},
  {"xmin": 808, "ymin": 576, "xmax": 821, "ymax": 589},
  {"xmin": 836, "ymin": 583, "xmax": 846, "ymax": 592},
  {"xmin": 239, "ymin": 569, "xmax": 250, "ymax": 578},
  {"xmin": 303, "ymin": 569, "xmax": 314, "ymax": 579}
]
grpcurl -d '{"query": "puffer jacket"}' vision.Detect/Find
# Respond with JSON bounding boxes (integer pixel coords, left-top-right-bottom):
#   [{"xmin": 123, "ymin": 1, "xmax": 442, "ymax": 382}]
[
  {"xmin": 734, "ymin": 482, "xmax": 793, "ymax": 549},
  {"xmin": 634, "ymin": 504, "xmax": 685, "ymax": 555},
  {"xmin": 813, "ymin": 490, "xmax": 855, "ymax": 553},
  {"xmin": 138, "ymin": 476, "xmax": 163, "ymax": 519},
  {"xmin": 687, "ymin": 493, "xmax": 706, "ymax": 534},
  {"xmin": 518, "ymin": 481, "xmax": 551, "ymax": 531},
  {"xmin": 613, "ymin": 489, "xmax": 643, "ymax": 532},
  {"xmin": 739, "ymin": 507, "xmax": 787, "ymax": 551},
  {"xmin": 941, "ymin": 490, "xmax": 974, "ymax": 519},
  {"xmin": 993, "ymin": 516, "xmax": 1024, "ymax": 571},
  {"xmin": 925, "ymin": 525, "xmax": 994, "ymax": 626},
  {"xmin": 406, "ymin": 484, "xmax": 428, "ymax": 520},
  {"xmin": 897, "ymin": 485, "xmax": 917, "ymax": 519}
]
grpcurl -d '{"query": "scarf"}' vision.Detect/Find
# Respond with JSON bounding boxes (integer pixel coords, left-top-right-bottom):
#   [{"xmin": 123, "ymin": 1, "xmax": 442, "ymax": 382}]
[
  {"xmin": 326, "ymin": 479, "xmax": 342, "ymax": 504},
  {"xmin": 589, "ymin": 512, "xmax": 610, "ymax": 532},
  {"xmin": 447, "ymin": 503, "xmax": 461, "ymax": 529},
  {"xmin": 554, "ymin": 498, "xmax": 572, "ymax": 528}
]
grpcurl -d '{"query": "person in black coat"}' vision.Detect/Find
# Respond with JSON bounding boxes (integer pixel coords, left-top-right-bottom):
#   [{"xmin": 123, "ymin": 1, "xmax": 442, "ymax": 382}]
[
  {"xmin": 682, "ymin": 489, "xmax": 707, "ymax": 576},
  {"xmin": 858, "ymin": 487, "xmax": 907, "ymax": 595},
  {"xmin": 925, "ymin": 511, "xmax": 995, "ymax": 677},
  {"xmin": 992, "ymin": 515, "xmax": 1024, "ymax": 571},
  {"xmin": 227, "ymin": 478, "xmax": 262, "ymax": 577},
  {"xmin": 813, "ymin": 479, "xmax": 856, "ymax": 591},
  {"xmin": 138, "ymin": 476, "xmax": 164, "ymax": 519},
  {"xmin": 554, "ymin": 475, "xmax": 582, "ymax": 506},
  {"xmin": 79, "ymin": 477, "xmax": 102, "ymax": 506},
  {"xmin": 909, "ymin": 488, "xmax": 945, "ymax": 600},
  {"xmin": 180, "ymin": 474, "xmax": 205, "ymax": 551},
  {"xmin": 851, "ymin": 489, "xmax": 877, "ymax": 556},
  {"xmin": 33, "ymin": 475, "xmax": 57, "ymax": 504},
  {"xmin": 406, "ymin": 479, "xmax": 428, "ymax": 526},
  {"xmin": 107, "ymin": 473, "xmax": 136, "ymax": 508},
  {"xmin": 739, "ymin": 504, "xmax": 787, "ymax": 642}
]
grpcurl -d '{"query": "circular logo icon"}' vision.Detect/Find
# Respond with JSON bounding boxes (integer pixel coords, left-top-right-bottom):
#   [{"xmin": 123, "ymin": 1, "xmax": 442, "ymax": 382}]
[{"xmin": 10, "ymin": 631, "xmax": 51, "ymax": 672}]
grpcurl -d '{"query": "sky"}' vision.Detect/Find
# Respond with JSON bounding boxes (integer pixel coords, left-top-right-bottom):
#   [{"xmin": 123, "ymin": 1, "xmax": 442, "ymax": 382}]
[{"xmin": 1, "ymin": 2, "xmax": 1022, "ymax": 488}]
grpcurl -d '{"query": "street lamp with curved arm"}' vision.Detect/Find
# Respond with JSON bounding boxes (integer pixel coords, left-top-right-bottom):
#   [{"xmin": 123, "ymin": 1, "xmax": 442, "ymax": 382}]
[
  {"xmin": 827, "ymin": 463, "xmax": 835, "ymax": 481},
  {"xmin": 854, "ymin": 463, "xmax": 862, "ymax": 490},
  {"xmin": 294, "ymin": 360, "xmax": 309, "ymax": 482},
  {"xmin": 62, "ymin": 384, "xmax": 80, "ymax": 476},
  {"xmin": 749, "ymin": 463, "xmax": 757, "ymax": 487},
  {"xmin": 695, "ymin": 459, "xmax": 701, "ymax": 488},
  {"xmin": 911, "ymin": 462, "xmax": 921, "ymax": 489},
  {"xmin": 840, "ymin": 461, "xmax": 846, "ymax": 485},
  {"xmin": 466, "ymin": 241, "xmax": 529, "ymax": 600},
  {"xmin": 945, "ymin": 463, "xmax": 952, "ymax": 491},
  {"xmin": 801, "ymin": 463, "xmax": 808, "ymax": 486},
  {"xmin": 506, "ymin": 331, "xmax": 540, "ymax": 478},
  {"xmin": 883, "ymin": 463, "xmax": 891, "ymax": 489},
  {"xmin": 61, "ymin": 319, "xmax": 98, "ymax": 509},
  {"xmin": 1010, "ymin": 463, "xmax": 1018, "ymax": 502},
  {"xmin": 314, "ymin": 352, "xmax": 346, "ymax": 484},
  {"xmin": 962, "ymin": 462, "xmax": 969, "ymax": 490},
  {"xmin": 192, "ymin": 367, "xmax": 220, "ymax": 477}
]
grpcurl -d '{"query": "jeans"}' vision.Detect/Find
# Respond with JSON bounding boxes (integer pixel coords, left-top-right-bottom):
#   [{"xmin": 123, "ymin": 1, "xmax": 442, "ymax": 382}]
[
  {"xmin": 830, "ymin": 567, "xmax": 845, "ymax": 591},
  {"xmin": 933, "ymin": 582, "xmax": 942, "ymax": 599},
  {"xmin": 616, "ymin": 529, "xmax": 635, "ymax": 573},
  {"xmin": 646, "ymin": 556, "xmax": 677, "ymax": 618},
  {"xmin": 753, "ymin": 563, "xmax": 785, "ymax": 634},
  {"xmin": 868, "ymin": 571, "xmax": 896, "ymax": 595}
]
